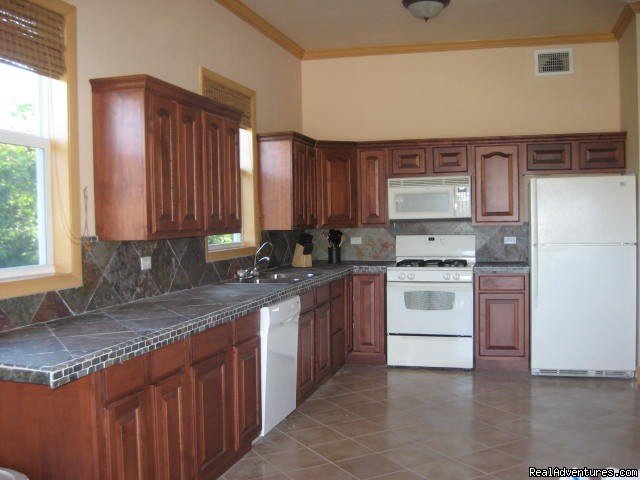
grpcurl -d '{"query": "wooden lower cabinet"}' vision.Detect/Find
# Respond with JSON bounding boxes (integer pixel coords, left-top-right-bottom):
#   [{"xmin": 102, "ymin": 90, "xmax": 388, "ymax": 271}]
[
  {"xmin": 297, "ymin": 309, "xmax": 316, "ymax": 403},
  {"xmin": 331, "ymin": 330, "xmax": 346, "ymax": 372},
  {"xmin": 314, "ymin": 301, "xmax": 332, "ymax": 383},
  {"xmin": 349, "ymin": 274, "xmax": 386, "ymax": 364},
  {"xmin": 474, "ymin": 274, "xmax": 530, "ymax": 371},
  {"xmin": 233, "ymin": 336, "xmax": 261, "ymax": 451}
]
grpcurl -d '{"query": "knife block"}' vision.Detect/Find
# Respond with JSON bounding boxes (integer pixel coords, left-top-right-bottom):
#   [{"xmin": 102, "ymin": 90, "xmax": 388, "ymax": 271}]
[{"xmin": 292, "ymin": 244, "xmax": 312, "ymax": 267}]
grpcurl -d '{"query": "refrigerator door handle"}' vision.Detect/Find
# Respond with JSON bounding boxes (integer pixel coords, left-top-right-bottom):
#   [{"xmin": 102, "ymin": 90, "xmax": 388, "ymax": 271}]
[{"xmin": 531, "ymin": 180, "xmax": 539, "ymax": 308}]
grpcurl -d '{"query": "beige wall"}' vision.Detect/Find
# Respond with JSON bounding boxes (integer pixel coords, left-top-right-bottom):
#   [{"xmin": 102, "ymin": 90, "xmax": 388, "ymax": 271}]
[
  {"xmin": 618, "ymin": 16, "xmax": 640, "ymax": 367},
  {"xmin": 70, "ymin": 0, "xmax": 302, "ymax": 235},
  {"xmin": 301, "ymin": 43, "xmax": 621, "ymax": 141}
]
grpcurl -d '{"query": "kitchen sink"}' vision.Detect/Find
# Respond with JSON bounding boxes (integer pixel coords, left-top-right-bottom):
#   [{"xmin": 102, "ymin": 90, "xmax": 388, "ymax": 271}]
[{"xmin": 230, "ymin": 272, "xmax": 320, "ymax": 284}]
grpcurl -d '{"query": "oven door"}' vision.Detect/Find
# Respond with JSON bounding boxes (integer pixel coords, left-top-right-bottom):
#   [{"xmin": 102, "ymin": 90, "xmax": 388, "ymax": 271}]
[
  {"xmin": 388, "ymin": 185, "xmax": 456, "ymax": 220},
  {"xmin": 386, "ymin": 282, "xmax": 473, "ymax": 336}
]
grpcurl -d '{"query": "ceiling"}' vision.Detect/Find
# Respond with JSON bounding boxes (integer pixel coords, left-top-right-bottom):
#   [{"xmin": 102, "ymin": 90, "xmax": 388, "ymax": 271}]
[{"xmin": 236, "ymin": 0, "xmax": 629, "ymax": 52}]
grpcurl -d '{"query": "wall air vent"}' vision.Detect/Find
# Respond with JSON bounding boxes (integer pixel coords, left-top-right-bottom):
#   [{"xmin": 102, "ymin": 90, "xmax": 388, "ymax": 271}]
[
  {"xmin": 388, "ymin": 176, "xmax": 470, "ymax": 188},
  {"xmin": 535, "ymin": 48, "xmax": 573, "ymax": 76}
]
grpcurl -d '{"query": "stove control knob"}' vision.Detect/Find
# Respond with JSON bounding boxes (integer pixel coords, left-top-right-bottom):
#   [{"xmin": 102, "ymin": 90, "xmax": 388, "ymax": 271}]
[
  {"xmin": 407, "ymin": 273, "xmax": 415, "ymax": 280},
  {"xmin": 443, "ymin": 273, "xmax": 451, "ymax": 280},
  {"xmin": 453, "ymin": 273, "xmax": 460, "ymax": 280},
  {"xmin": 398, "ymin": 273, "xmax": 406, "ymax": 280}
]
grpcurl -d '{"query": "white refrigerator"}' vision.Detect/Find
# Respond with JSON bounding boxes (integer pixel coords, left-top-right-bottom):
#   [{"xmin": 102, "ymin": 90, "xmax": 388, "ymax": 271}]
[{"xmin": 530, "ymin": 174, "xmax": 637, "ymax": 378}]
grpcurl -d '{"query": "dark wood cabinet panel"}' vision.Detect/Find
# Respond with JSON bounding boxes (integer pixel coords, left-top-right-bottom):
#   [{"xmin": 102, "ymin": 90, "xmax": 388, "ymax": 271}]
[
  {"xmin": 432, "ymin": 146, "xmax": 468, "ymax": 173},
  {"xmin": 357, "ymin": 149, "xmax": 388, "ymax": 226},
  {"xmin": 224, "ymin": 120, "xmax": 242, "ymax": 233},
  {"xmin": 331, "ymin": 330, "xmax": 346, "ymax": 372},
  {"xmin": 475, "ymin": 274, "xmax": 529, "ymax": 371},
  {"xmin": 579, "ymin": 141, "xmax": 625, "ymax": 170},
  {"xmin": 314, "ymin": 302, "xmax": 332, "ymax": 384},
  {"xmin": 318, "ymin": 146, "xmax": 357, "ymax": 227},
  {"xmin": 391, "ymin": 148, "xmax": 426, "ymax": 176},
  {"xmin": 350, "ymin": 274, "xmax": 386, "ymax": 364},
  {"xmin": 526, "ymin": 143, "xmax": 572, "ymax": 171},
  {"xmin": 149, "ymin": 95, "xmax": 180, "ymax": 236},
  {"xmin": 202, "ymin": 112, "xmax": 226, "ymax": 233},
  {"xmin": 233, "ymin": 336, "xmax": 261, "ymax": 451},
  {"xmin": 306, "ymin": 146, "xmax": 318, "ymax": 227},
  {"xmin": 177, "ymin": 104, "xmax": 204, "ymax": 234},
  {"xmin": 151, "ymin": 370, "xmax": 191, "ymax": 480},
  {"xmin": 191, "ymin": 350, "xmax": 233, "ymax": 480},
  {"xmin": 297, "ymin": 310, "xmax": 315, "ymax": 403},
  {"xmin": 292, "ymin": 141, "xmax": 307, "ymax": 228},
  {"xmin": 104, "ymin": 390, "xmax": 152, "ymax": 480},
  {"xmin": 474, "ymin": 145, "xmax": 520, "ymax": 224},
  {"xmin": 330, "ymin": 291, "xmax": 345, "ymax": 335}
]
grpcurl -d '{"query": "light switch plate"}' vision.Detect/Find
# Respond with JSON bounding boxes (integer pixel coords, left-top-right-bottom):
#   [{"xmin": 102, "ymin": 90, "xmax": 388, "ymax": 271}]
[
  {"xmin": 351, "ymin": 236, "xmax": 362, "ymax": 245},
  {"xmin": 140, "ymin": 256, "xmax": 152, "ymax": 270},
  {"xmin": 503, "ymin": 236, "xmax": 517, "ymax": 245}
]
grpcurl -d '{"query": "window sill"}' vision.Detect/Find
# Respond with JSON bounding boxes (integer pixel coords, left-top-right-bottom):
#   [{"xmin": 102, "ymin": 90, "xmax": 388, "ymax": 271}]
[
  {"xmin": 0, "ymin": 272, "xmax": 82, "ymax": 300},
  {"xmin": 205, "ymin": 243, "xmax": 257, "ymax": 263}
]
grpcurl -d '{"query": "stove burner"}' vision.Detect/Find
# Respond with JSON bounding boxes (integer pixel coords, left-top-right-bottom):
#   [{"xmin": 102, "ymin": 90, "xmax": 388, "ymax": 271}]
[
  {"xmin": 396, "ymin": 259, "xmax": 426, "ymax": 267},
  {"xmin": 443, "ymin": 259, "xmax": 468, "ymax": 267},
  {"xmin": 395, "ymin": 259, "xmax": 469, "ymax": 268}
]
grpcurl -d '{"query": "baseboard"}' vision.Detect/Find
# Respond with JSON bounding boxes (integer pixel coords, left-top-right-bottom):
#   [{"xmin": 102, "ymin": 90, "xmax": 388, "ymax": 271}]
[{"xmin": 346, "ymin": 352, "xmax": 387, "ymax": 365}]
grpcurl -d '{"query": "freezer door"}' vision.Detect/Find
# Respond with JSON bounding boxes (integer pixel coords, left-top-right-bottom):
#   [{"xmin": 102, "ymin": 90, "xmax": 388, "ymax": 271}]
[
  {"xmin": 531, "ymin": 244, "xmax": 637, "ymax": 372},
  {"xmin": 532, "ymin": 175, "xmax": 636, "ymax": 244}
]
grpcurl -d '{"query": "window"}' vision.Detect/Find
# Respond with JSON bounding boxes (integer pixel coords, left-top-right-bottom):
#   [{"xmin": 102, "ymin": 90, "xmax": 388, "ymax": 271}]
[
  {"xmin": 201, "ymin": 67, "xmax": 260, "ymax": 262},
  {"xmin": 0, "ymin": 0, "xmax": 81, "ymax": 299}
]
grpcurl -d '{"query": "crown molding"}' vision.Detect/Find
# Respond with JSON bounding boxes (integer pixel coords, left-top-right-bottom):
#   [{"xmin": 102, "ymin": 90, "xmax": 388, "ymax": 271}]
[
  {"xmin": 302, "ymin": 33, "xmax": 616, "ymax": 60},
  {"xmin": 215, "ymin": 0, "xmax": 305, "ymax": 59}
]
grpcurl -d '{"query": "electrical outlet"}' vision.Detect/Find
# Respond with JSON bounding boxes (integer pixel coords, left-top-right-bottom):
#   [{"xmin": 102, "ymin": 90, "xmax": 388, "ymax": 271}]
[
  {"xmin": 503, "ymin": 236, "xmax": 517, "ymax": 245},
  {"xmin": 351, "ymin": 236, "xmax": 362, "ymax": 245},
  {"xmin": 140, "ymin": 256, "xmax": 152, "ymax": 270}
]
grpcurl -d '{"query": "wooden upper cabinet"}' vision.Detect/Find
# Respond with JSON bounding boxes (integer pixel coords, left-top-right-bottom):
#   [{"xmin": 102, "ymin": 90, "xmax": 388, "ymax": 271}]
[
  {"xmin": 579, "ymin": 140, "xmax": 625, "ymax": 170},
  {"xmin": 432, "ymin": 146, "xmax": 468, "ymax": 173},
  {"xmin": 391, "ymin": 148, "xmax": 427, "ymax": 176},
  {"xmin": 258, "ymin": 133, "xmax": 317, "ymax": 230},
  {"xmin": 474, "ymin": 145, "xmax": 520, "ymax": 224},
  {"xmin": 91, "ymin": 74, "xmax": 243, "ymax": 240},
  {"xmin": 318, "ymin": 144, "xmax": 357, "ymax": 228},
  {"xmin": 526, "ymin": 143, "xmax": 572, "ymax": 171},
  {"xmin": 357, "ymin": 149, "xmax": 388, "ymax": 227}
]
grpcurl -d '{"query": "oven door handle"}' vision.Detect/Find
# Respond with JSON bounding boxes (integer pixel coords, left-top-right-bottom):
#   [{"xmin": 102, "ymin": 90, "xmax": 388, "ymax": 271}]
[{"xmin": 386, "ymin": 282, "xmax": 473, "ymax": 292}]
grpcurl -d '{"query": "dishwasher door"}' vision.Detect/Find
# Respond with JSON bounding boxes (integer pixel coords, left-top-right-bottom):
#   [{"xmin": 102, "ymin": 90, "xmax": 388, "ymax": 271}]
[{"xmin": 259, "ymin": 296, "xmax": 301, "ymax": 437}]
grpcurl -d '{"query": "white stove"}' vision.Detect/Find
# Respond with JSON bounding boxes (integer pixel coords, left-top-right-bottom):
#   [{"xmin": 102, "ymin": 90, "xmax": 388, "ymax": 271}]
[{"xmin": 387, "ymin": 235, "xmax": 475, "ymax": 369}]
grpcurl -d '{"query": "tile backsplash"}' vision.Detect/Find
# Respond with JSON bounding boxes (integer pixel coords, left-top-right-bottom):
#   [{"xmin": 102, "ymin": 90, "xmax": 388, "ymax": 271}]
[
  {"xmin": 309, "ymin": 221, "xmax": 529, "ymax": 263},
  {"xmin": 0, "ymin": 230, "xmax": 300, "ymax": 332}
]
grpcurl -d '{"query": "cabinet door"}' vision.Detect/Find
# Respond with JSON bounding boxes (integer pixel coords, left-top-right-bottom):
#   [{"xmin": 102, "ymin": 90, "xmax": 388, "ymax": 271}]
[
  {"xmin": 318, "ymin": 147, "xmax": 357, "ymax": 227},
  {"xmin": 432, "ymin": 146, "xmax": 468, "ymax": 173},
  {"xmin": 224, "ymin": 120, "xmax": 242, "ymax": 232},
  {"xmin": 177, "ymin": 104, "xmax": 204, "ymax": 234},
  {"xmin": 292, "ymin": 141, "xmax": 307, "ymax": 229},
  {"xmin": 191, "ymin": 350, "xmax": 233, "ymax": 480},
  {"xmin": 330, "ymin": 292, "xmax": 345, "ymax": 335},
  {"xmin": 579, "ymin": 141, "xmax": 625, "ymax": 170},
  {"xmin": 151, "ymin": 370, "xmax": 191, "ymax": 480},
  {"xmin": 357, "ymin": 149, "xmax": 388, "ymax": 226},
  {"xmin": 526, "ymin": 143, "xmax": 572, "ymax": 171},
  {"xmin": 305, "ymin": 146, "xmax": 318, "ymax": 228},
  {"xmin": 314, "ymin": 302, "xmax": 332, "ymax": 383},
  {"xmin": 202, "ymin": 112, "xmax": 225, "ymax": 233},
  {"xmin": 233, "ymin": 336, "xmax": 261, "ymax": 451},
  {"xmin": 478, "ymin": 293, "xmax": 526, "ymax": 357},
  {"xmin": 149, "ymin": 95, "xmax": 180, "ymax": 235},
  {"xmin": 474, "ymin": 145, "xmax": 520, "ymax": 223},
  {"xmin": 351, "ymin": 275, "xmax": 385, "ymax": 362},
  {"xmin": 297, "ymin": 310, "xmax": 315, "ymax": 402},
  {"xmin": 104, "ymin": 390, "xmax": 152, "ymax": 480},
  {"xmin": 391, "ymin": 148, "xmax": 426, "ymax": 175},
  {"xmin": 331, "ymin": 330, "xmax": 346, "ymax": 372}
]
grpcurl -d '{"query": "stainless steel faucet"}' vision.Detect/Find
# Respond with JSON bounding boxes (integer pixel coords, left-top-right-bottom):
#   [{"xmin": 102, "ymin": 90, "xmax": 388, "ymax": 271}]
[{"xmin": 249, "ymin": 241, "xmax": 273, "ymax": 276}]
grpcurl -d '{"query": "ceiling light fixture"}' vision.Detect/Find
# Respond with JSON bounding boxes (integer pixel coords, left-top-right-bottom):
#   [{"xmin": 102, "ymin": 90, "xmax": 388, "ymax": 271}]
[{"xmin": 402, "ymin": 0, "xmax": 450, "ymax": 22}]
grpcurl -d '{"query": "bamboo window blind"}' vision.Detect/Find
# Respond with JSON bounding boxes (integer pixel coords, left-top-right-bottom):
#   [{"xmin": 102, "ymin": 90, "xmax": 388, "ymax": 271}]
[
  {"xmin": 202, "ymin": 76, "xmax": 252, "ymax": 129},
  {"xmin": 0, "ymin": 0, "xmax": 66, "ymax": 79}
]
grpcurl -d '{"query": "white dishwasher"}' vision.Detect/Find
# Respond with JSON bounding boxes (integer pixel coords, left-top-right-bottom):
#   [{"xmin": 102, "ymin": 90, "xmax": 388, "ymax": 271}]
[{"xmin": 259, "ymin": 296, "xmax": 301, "ymax": 437}]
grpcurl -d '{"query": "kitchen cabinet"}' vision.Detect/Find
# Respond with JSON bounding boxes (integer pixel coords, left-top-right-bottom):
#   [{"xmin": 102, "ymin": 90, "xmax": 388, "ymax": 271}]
[
  {"xmin": 297, "ymin": 309, "xmax": 316, "ymax": 403},
  {"xmin": 317, "ymin": 142, "xmax": 358, "ymax": 228},
  {"xmin": 474, "ymin": 274, "xmax": 530, "ymax": 371},
  {"xmin": 390, "ymin": 148, "xmax": 427, "ymax": 176},
  {"xmin": 473, "ymin": 144, "xmax": 520, "ymax": 224},
  {"xmin": 314, "ymin": 301, "xmax": 332, "ymax": 383},
  {"xmin": 432, "ymin": 146, "xmax": 469, "ymax": 173},
  {"xmin": 91, "ymin": 74, "xmax": 243, "ymax": 240},
  {"xmin": 579, "ymin": 140, "xmax": 625, "ymax": 170},
  {"xmin": 232, "ymin": 336, "xmax": 261, "ymax": 452},
  {"xmin": 258, "ymin": 132, "xmax": 318, "ymax": 230},
  {"xmin": 349, "ymin": 274, "xmax": 386, "ymax": 364},
  {"xmin": 330, "ymin": 278, "xmax": 348, "ymax": 372},
  {"xmin": 357, "ymin": 148, "xmax": 389, "ymax": 226},
  {"xmin": 526, "ymin": 143, "xmax": 572, "ymax": 171}
]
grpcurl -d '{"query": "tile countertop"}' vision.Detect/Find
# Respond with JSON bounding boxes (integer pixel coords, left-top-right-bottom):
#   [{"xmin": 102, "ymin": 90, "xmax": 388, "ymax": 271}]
[
  {"xmin": 473, "ymin": 262, "xmax": 530, "ymax": 274},
  {"xmin": 0, "ymin": 262, "xmax": 391, "ymax": 389}
]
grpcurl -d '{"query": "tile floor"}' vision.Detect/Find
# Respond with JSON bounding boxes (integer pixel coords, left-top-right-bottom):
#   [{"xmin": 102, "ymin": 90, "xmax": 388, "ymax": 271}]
[{"xmin": 222, "ymin": 366, "xmax": 640, "ymax": 480}]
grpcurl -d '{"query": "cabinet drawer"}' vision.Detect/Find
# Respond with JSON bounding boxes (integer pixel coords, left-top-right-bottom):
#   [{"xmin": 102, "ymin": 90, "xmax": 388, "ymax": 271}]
[
  {"xmin": 103, "ymin": 354, "xmax": 149, "ymax": 402},
  {"xmin": 150, "ymin": 340, "xmax": 186, "ymax": 382},
  {"xmin": 526, "ymin": 143, "xmax": 572, "ymax": 171},
  {"xmin": 478, "ymin": 275, "xmax": 526, "ymax": 291},
  {"xmin": 233, "ymin": 311, "xmax": 260, "ymax": 345},
  {"xmin": 315, "ymin": 285, "xmax": 331, "ymax": 305},
  {"xmin": 579, "ymin": 141, "xmax": 625, "ymax": 170},
  {"xmin": 432, "ymin": 146, "xmax": 468, "ymax": 173},
  {"xmin": 391, "ymin": 148, "xmax": 426, "ymax": 175},
  {"xmin": 191, "ymin": 322, "xmax": 232, "ymax": 363},
  {"xmin": 300, "ymin": 291, "xmax": 315, "ymax": 312}
]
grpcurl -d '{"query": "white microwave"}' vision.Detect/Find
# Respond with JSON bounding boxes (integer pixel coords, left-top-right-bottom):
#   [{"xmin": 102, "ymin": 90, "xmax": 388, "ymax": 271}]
[{"xmin": 388, "ymin": 176, "xmax": 471, "ymax": 220}]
